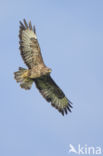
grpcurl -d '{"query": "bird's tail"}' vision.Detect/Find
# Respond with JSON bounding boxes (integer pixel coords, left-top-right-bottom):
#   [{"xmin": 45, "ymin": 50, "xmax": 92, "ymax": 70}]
[{"xmin": 14, "ymin": 67, "xmax": 33, "ymax": 90}]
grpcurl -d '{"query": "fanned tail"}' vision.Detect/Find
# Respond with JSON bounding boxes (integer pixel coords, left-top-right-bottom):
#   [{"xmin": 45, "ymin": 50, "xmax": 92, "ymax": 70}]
[{"xmin": 14, "ymin": 67, "xmax": 33, "ymax": 90}]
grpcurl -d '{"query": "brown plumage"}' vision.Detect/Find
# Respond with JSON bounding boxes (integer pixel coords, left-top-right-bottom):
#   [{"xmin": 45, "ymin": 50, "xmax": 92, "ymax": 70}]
[
  {"xmin": 19, "ymin": 19, "xmax": 44, "ymax": 68},
  {"xmin": 14, "ymin": 19, "xmax": 72, "ymax": 115}
]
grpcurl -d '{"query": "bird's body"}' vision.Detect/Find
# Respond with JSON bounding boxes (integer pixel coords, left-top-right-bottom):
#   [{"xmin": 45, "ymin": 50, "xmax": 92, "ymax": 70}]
[
  {"xmin": 22, "ymin": 65, "xmax": 51, "ymax": 79},
  {"xmin": 14, "ymin": 19, "xmax": 72, "ymax": 115}
]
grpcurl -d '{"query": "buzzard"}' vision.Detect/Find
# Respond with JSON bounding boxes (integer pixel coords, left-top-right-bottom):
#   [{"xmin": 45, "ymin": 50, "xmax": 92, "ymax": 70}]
[{"xmin": 14, "ymin": 19, "xmax": 72, "ymax": 115}]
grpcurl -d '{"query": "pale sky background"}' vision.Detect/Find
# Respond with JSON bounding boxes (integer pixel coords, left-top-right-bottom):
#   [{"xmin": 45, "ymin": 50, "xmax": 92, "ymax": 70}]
[{"xmin": 0, "ymin": 0, "xmax": 103, "ymax": 156}]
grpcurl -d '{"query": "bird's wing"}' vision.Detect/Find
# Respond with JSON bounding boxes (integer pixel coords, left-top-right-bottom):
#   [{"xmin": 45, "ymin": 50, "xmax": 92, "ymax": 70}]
[
  {"xmin": 19, "ymin": 19, "xmax": 44, "ymax": 69},
  {"xmin": 34, "ymin": 75, "xmax": 72, "ymax": 115}
]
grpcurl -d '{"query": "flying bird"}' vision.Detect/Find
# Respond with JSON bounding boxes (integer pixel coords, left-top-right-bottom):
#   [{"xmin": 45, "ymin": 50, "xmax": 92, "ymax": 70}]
[{"xmin": 14, "ymin": 19, "xmax": 72, "ymax": 115}]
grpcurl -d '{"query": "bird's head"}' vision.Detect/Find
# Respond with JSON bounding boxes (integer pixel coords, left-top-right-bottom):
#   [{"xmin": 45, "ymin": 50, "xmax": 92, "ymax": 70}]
[
  {"xmin": 45, "ymin": 67, "xmax": 52, "ymax": 74},
  {"xmin": 48, "ymin": 68, "xmax": 52, "ymax": 73},
  {"xmin": 47, "ymin": 68, "xmax": 52, "ymax": 73},
  {"xmin": 41, "ymin": 67, "xmax": 52, "ymax": 76}
]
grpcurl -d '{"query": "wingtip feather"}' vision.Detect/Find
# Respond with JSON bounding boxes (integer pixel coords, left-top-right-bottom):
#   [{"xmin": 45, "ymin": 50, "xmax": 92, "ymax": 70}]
[{"xmin": 23, "ymin": 19, "xmax": 28, "ymax": 28}]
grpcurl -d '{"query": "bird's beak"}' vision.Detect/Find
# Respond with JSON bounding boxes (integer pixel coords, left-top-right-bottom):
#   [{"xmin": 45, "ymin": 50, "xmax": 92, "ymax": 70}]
[{"xmin": 49, "ymin": 69, "xmax": 52, "ymax": 73}]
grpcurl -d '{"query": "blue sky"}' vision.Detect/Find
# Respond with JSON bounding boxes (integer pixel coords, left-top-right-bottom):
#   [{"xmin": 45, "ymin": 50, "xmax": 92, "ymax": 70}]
[{"xmin": 0, "ymin": 0, "xmax": 103, "ymax": 156}]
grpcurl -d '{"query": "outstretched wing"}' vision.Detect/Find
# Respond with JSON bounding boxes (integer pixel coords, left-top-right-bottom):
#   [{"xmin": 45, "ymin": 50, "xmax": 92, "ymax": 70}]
[
  {"xmin": 19, "ymin": 19, "xmax": 44, "ymax": 68},
  {"xmin": 34, "ymin": 75, "xmax": 72, "ymax": 115}
]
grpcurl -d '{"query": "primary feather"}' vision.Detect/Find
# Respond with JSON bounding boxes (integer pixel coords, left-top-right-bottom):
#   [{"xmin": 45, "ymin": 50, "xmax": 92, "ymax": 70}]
[{"xmin": 34, "ymin": 75, "xmax": 72, "ymax": 115}]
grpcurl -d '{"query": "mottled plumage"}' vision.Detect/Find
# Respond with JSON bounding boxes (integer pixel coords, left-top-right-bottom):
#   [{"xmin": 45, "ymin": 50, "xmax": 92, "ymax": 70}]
[
  {"xmin": 14, "ymin": 19, "xmax": 72, "ymax": 115},
  {"xmin": 19, "ymin": 19, "xmax": 44, "ymax": 68}
]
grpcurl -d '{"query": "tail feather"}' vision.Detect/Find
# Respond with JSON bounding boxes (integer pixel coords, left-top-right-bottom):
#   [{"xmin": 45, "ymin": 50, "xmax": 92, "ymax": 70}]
[
  {"xmin": 14, "ymin": 67, "xmax": 25, "ymax": 82},
  {"xmin": 14, "ymin": 67, "xmax": 33, "ymax": 90}
]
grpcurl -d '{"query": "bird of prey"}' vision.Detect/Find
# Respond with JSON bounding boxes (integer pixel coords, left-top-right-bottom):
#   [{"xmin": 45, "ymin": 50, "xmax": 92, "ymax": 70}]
[{"xmin": 14, "ymin": 19, "xmax": 72, "ymax": 115}]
